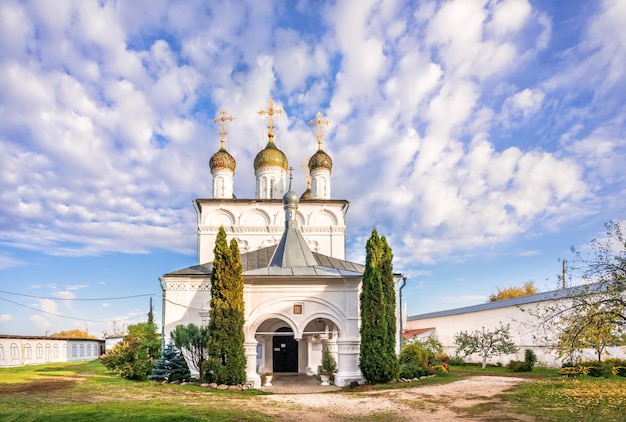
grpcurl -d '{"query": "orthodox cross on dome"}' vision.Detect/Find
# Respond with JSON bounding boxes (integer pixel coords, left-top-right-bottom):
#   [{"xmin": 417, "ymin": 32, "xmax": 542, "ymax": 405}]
[
  {"xmin": 213, "ymin": 109, "xmax": 234, "ymax": 149},
  {"xmin": 309, "ymin": 111, "xmax": 330, "ymax": 151},
  {"xmin": 301, "ymin": 158, "xmax": 311, "ymax": 182},
  {"xmin": 288, "ymin": 166, "xmax": 294, "ymax": 189},
  {"xmin": 258, "ymin": 99, "xmax": 283, "ymax": 140}
]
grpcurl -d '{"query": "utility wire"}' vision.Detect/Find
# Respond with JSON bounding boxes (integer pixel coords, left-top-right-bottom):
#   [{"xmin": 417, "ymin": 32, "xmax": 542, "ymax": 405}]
[
  {"xmin": 0, "ymin": 289, "xmax": 157, "ymax": 301},
  {"xmin": 0, "ymin": 296, "xmax": 146, "ymax": 323}
]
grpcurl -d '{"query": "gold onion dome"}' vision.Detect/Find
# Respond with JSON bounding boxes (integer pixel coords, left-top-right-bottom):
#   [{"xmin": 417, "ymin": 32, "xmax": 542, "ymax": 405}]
[
  {"xmin": 300, "ymin": 187, "xmax": 312, "ymax": 200},
  {"xmin": 254, "ymin": 139, "xmax": 288, "ymax": 171},
  {"xmin": 209, "ymin": 147, "xmax": 236, "ymax": 173},
  {"xmin": 308, "ymin": 149, "xmax": 332, "ymax": 172}
]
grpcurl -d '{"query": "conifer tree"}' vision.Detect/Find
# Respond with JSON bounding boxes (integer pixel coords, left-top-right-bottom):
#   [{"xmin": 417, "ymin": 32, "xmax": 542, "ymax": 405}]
[
  {"xmin": 381, "ymin": 235, "xmax": 400, "ymax": 379},
  {"xmin": 149, "ymin": 341, "xmax": 191, "ymax": 382},
  {"xmin": 360, "ymin": 229, "xmax": 396, "ymax": 383},
  {"xmin": 206, "ymin": 227, "xmax": 247, "ymax": 385}
]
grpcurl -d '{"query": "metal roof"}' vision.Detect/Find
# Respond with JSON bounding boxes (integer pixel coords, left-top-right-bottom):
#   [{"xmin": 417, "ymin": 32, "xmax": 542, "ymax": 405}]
[
  {"xmin": 407, "ymin": 284, "xmax": 598, "ymax": 321},
  {"xmin": 164, "ymin": 245, "xmax": 364, "ymax": 278}
]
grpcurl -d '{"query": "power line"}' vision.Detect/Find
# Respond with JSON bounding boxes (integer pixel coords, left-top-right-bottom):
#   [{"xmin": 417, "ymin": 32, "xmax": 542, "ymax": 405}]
[
  {"xmin": 0, "ymin": 296, "xmax": 146, "ymax": 323},
  {"xmin": 0, "ymin": 289, "xmax": 157, "ymax": 301}
]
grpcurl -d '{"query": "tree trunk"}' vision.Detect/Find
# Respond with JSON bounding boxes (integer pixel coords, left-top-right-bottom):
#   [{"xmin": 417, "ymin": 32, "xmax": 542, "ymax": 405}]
[{"xmin": 482, "ymin": 354, "xmax": 487, "ymax": 369}]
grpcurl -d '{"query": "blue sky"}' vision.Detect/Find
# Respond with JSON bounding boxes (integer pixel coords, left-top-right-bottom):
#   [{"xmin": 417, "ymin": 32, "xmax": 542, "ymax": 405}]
[{"xmin": 1, "ymin": 0, "xmax": 624, "ymax": 337}]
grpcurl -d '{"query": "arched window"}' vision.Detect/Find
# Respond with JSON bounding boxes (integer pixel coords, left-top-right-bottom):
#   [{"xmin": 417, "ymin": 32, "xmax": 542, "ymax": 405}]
[
  {"xmin": 72, "ymin": 344, "xmax": 77, "ymax": 357},
  {"xmin": 36, "ymin": 344, "xmax": 43, "ymax": 360},
  {"xmin": 45, "ymin": 344, "xmax": 52, "ymax": 362},
  {"xmin": 87, "ymin": 344, "xmax": 92, "ymax": 356},
  {"xmin": 80, "ymin": 344, "xmax": 85, "ymax": 356},
  {"xmin": 53, "ymin": 344, "xmax": 59, "ymax": 358},
  {"xmin": 63, "ymin": 343, "xmax": 67, "ymax": 357},
  {"xmin": 10, "ymin": 343, "xmax": 19, "ymax": 362},
  {"xmin": 24, "ymin": 344, "xmax": 32, "ymax": 360},
  {"xmin": 0, "ymin": 345, "xmax": 4, "ymax": 362}
]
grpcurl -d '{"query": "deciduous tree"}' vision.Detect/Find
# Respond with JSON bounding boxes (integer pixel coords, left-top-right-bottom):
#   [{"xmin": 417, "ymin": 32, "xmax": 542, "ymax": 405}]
[
  {"xmin": 489, "ymin": 281, "xmax": 537, "ymax": 302},
  {"xmin": 50, "ymin": 329, "xmax": 95, "ymax": 339},
  {"xmin": 530, "ymin": 221, "xmax": 626, "ymax": 363},
  {"xmin": 453, "ymin": 323, "xmax": 518, "ymax": 369}
]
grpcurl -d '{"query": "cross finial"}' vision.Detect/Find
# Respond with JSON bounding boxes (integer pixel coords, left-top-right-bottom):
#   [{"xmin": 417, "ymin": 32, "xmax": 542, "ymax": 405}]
[
  {"xmin": 258, "ymin": 99, "xmax": 283, "ymax": 141},
  {"xmin": 213, "ymin": 109, "xmax": 234, "ymax": 149},
  {"xmin": 308, "ymin": 111, "xmax": 330, "ymax": 151},
  {"xmin": 301, "ymin": 158, "xmax": 311, "ymax": 182},
  {"xmin": 288, "ymin": 166, "xmax": 294, "ymax": 190}
]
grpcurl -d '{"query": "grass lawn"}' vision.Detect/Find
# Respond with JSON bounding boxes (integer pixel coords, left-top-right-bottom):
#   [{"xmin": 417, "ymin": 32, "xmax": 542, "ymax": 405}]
[
  {"xmin": 0, "ymin": 360, "xmax": 271, "ymax": 422},
  {"xmin": 1, "ymin": 361, "xmax": 625, "ymax": 421},
  {"xmin": 451, "ymin": 364, "xmax": 626, "ymax": 421}
]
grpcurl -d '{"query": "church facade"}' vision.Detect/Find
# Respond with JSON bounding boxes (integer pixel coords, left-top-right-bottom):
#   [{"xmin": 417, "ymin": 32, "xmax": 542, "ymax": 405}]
[{"xmin": 161, "ymin": 102, "xmax": 403, "ymax": 388}]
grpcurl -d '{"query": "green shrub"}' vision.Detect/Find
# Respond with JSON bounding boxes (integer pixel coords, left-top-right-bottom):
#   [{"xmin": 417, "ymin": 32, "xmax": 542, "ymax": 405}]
[
  {"xmin": 400, "ymin": 363, "xmax": 422, "ymax": 379},
  {"xmin": 507, "ymin": 360, "xmax": 525, "ymax": 372},
  {"xmin": 447, "ymin": 355, "xmax": 465, "ymax": 366},
  {"xmin": 604, "ymin": 358, "xmax": 626, "ymax": 377},
  {"xmin": 507, "ymin": 349, "xmax": 537, "ymax": 372},
  {"xmin": 580, "ymin": 360, "xmax": 612, "ymax": 378},
  {"xmin": 100, "ymin": 335, "xmax": 153, "ymax": 381},
  {"xmin": 399, "ymin": 343, "xmax": 429, "ymax": 368}
]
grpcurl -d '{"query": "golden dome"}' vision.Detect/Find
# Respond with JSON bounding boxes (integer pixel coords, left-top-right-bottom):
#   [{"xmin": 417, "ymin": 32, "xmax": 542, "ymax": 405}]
[
  {"xmin": 210, "ymin": 147, "xmax": 236, "ymax": 173},
  {"xmin": 254, "ymin": 139, "xmax": 288, "ymax": 171},
  {"xmin": 300, "ymin": 188, "xmax": 312, "ymax": 200},
  {"xmin": 308, "ymin": 149, "xmax": 332, "ymax": 172}
]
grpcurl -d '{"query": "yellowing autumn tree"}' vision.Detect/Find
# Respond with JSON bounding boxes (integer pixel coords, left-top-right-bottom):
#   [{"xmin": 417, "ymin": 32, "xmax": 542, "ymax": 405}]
[
  {"xmin": 489, "ymin": 281, "xmax": 538, "ymax": 302},
  {"xmin": 50, "ymin": 329, "xmax": 95, "ymax": 339}
]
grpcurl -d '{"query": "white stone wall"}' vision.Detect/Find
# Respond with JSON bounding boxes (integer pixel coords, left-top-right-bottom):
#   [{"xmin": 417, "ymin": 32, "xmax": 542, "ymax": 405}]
[
  {"xmin": 0, "ymin": 337, "xmax": 103, "ymax": 367},
  {"xmin": 163, "ymin": 275, "xmax": 364, "ymax": 387},
  {"xmin": 406, "ymin": 299, "xmax": 626, "ymax": 367},
  {"xmin": 196, "ymin": 199, "xmax": 348, "ymax": 263}
]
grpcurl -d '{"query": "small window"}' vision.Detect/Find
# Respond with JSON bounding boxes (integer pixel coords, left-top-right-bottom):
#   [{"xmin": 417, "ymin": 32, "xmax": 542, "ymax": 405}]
[
  {"xmin": 72, "ymin": 344, "xmax": 77, "ymax": 357},
  {"xmin": 24, "ymin": 344, "xmax": 32, "ymax": 359},
  {"xmin": 10, "ymin": 343, "xmax": 19, "ymax": 361}
]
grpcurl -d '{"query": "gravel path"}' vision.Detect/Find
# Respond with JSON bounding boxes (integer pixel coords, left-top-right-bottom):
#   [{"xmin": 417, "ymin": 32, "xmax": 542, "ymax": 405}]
[{"xmin": 257, "ymin": 376, "xmax": 529, "ymax": 421}]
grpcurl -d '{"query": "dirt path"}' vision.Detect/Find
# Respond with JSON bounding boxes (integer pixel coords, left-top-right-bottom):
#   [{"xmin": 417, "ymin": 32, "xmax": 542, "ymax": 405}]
[{"xmin": 256, "ymin": 376, "xmax": 529, "ymax": 421}]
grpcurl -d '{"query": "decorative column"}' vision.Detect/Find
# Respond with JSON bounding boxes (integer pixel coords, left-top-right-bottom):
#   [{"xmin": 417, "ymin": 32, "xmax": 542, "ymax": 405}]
[
  {"xmin": 333, "ymin": 337, "xmax": 363, "ymax": 387},
  {"xmin": 244, "ymin": 340, "xmax": 261, "ymax": 388}
]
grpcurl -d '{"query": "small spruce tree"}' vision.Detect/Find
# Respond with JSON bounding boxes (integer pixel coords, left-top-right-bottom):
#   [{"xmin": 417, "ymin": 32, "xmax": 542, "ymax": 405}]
[{"xmin": 149, "ymin": 341, "xmax": 191, "ymax": 382}]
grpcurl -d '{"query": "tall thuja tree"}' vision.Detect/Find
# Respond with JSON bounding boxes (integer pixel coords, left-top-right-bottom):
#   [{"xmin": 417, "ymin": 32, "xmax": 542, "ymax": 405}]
[
  {"xmin": 206, "ymin": 227, "xmax": 247, "ymax": 385},
  {"xmin": 360, "ymin": 229, "xmax": 396, "ymax": 383},
  {"xmin": 381, "ymin": 235, "xmax": 400, "ymax": 379}
]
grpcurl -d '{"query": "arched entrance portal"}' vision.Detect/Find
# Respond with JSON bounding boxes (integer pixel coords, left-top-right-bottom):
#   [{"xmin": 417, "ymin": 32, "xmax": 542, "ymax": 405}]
[{"xmin": 272, "ymin": 327, "xmax": 298, "ymax": 372}]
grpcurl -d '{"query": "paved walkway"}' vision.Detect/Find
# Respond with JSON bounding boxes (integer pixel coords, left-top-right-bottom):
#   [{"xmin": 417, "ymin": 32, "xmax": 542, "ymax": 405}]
[{"xmin": 259, "ymin": 373, "xmax": 341, "ymax": 394}]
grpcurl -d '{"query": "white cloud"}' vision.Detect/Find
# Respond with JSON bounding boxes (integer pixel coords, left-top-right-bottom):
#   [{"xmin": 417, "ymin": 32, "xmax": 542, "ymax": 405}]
[
  {"xmin": 65, "ymin": 284, "xmax": 88, "ymax": 291},
  {"xmin": 0, "ymin": 314, "xmax": 12, "ymax": 322},
  {"xmin": 39, "ymin": 299, "xmax": 57, "ymax": 314},
  {"xmin": 52, "ymin": 291, "xmax": 76, "ymax": 300},
  {"xmin": 30, "ymin": 314, "xmax": 51, "ymax": 330}
]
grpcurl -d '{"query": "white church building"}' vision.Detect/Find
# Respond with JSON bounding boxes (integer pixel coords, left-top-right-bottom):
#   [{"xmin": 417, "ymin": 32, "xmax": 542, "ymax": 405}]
[{"xmin": 161, "ymin": 102, "xmax": 403, "ymax": 388}]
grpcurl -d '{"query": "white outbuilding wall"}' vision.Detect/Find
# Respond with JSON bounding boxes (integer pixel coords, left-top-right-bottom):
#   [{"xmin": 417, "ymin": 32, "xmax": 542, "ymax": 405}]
[{"xmin": 406, "ymin": 288, "xmax": 626, "ymax": 367}]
